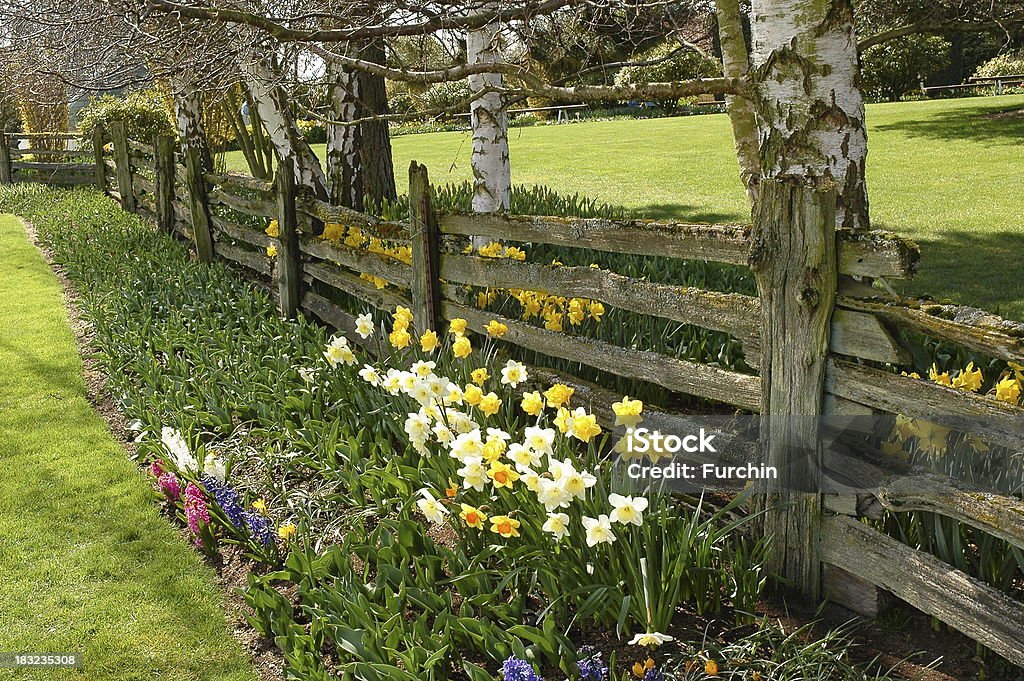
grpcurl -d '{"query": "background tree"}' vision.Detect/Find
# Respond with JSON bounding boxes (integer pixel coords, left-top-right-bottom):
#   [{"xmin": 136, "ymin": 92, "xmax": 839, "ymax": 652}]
[{"xmin": 861, "ymin": 35, "xmax": 951, "ymax": 101}]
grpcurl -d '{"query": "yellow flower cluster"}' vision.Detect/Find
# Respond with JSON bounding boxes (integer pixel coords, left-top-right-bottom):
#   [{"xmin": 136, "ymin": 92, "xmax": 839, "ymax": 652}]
[
  {"xmin": 463, "ymin": 242, "xmax": 606, "ymax": 332},
  {"xmin": 388, "ymin": 305, "xmax": 413, "ymax": 350},
  {"xmin": 321, "ymin": 223, "xmax": 413, "ymax": 290},
  {"xmin": 885, "ymin": 361, "xmax": 1023, "ymax": 459}
]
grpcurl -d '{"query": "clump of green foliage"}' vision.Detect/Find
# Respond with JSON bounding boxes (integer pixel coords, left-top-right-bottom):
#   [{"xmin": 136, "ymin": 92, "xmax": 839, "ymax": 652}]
[
  {"xmin": 860, "ymin": 35, "xmax": 951, "ymax": 101},
  {"xmin": 974, "ymin": 49, "xmax": 1024, "ymax": 79},
  {"xmin": 615, "ymin": 43, "xmax": 721, "ymax": 110},
  {"xmin": 78, "ymin": 86, "xmax": 175, "ymax": 141}
]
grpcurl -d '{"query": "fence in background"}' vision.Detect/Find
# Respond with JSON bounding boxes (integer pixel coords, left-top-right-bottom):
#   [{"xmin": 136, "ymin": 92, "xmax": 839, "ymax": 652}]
[{"xmin": 5, "ymin": 127, "xmax": 1023, "ymax": 666}]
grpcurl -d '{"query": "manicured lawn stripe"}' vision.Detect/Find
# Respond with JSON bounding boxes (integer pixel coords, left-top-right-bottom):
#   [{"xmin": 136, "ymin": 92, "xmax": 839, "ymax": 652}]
[{"xmin": 0, "ymin": 214, "xmax": 256, "ymax": 681}]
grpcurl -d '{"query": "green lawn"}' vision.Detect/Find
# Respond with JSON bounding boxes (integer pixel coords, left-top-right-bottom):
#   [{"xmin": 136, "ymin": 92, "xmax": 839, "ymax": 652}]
[
  {"xmin": 229, "ymin": 95, "xmax": 1024, "ymax": 318},
  {"xmin": 0, "ymin": 215, "xmax": 256, "ymax": 680}
]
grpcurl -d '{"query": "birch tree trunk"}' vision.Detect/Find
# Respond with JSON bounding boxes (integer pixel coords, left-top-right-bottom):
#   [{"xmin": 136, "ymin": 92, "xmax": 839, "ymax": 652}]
[
  {"xmin": 242, "ymin": 57, "xmax": 329, "ymax": 200},
  {"xmin": 467, "ymin": 3, "xmax": 511, "ymax": 214},
  {"xmin": 326, "ymin": 58, "xmax": 364, "ymax": 210},
  {"xmin": 715, "ymin": 0, "xmax": 760, "ymax": 206},
  {"xmin": 357, "ymin": 39, "xmax": 397, "ymax": 205},
  {"xmin": 749, "ymin": 0, "xmax": 869, "ymax": 229},
  {"xmin": 173, "ymin": 89, "xmax": 213, "ymax": 173}
]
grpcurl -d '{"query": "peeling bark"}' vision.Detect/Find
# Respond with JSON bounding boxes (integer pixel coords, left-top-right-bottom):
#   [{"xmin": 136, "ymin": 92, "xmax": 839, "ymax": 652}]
[
  {"xmin": 750, "ymin": 0, "xmax": 869, "ymax": 229},
  {"xmin": 715, "ymin": 0, "xmax": 761, "ymax": 207},
  {"xmin": 326, "ymin": 58, "xmax": 364, "ymax": 210},
  {"xmin": 467, "ymin": 2, "xmax": 511, "ymax": 214},
  {"xmin": 173, "ymin": 88, "xmax": 213, "ymax": 173},
  {"xmin": 242, "ymin": 57, "xmax": 329, "ymax": 200}
]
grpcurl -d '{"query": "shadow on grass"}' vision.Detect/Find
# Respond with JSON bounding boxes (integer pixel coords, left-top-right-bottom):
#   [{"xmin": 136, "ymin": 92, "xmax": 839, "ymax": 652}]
[
  {"xmin": 893, "ymin": 228, "xmax": 1024, "ymax": 321},
  {"xmin": 629, "ymin": 202, "xmax": 748, "ymax": 223},
  {"xmin": 873, "ymin": 100, "xmax": 1024, "ymax": 146}
]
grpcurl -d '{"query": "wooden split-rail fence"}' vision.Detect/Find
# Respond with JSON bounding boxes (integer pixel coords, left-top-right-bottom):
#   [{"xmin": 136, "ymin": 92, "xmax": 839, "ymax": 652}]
[{"xmin": 4, "ymin": 126, "xmax": 1023, "ymax": 666}]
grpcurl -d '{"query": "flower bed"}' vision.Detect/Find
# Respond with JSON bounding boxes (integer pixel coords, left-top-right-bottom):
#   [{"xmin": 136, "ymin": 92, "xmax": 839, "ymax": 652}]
[{"xmin": 3, "ymin": 185, "xmax": 914, "ymax": 681}]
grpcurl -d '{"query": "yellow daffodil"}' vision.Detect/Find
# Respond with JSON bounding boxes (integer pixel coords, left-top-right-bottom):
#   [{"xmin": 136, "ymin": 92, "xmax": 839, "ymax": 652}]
[
  {"xmin": 952, "ymin": 362, "xmax": 983, "ymax": 392},
  {"xmin": 393, "ymin": 305, "xmax": 413, "ymax": 327},
  {"xmin": 478, "ymin": 241, "xmax": 503, "ymax": 258},
  {"xmin": 463, "ymin": 384, "xmax": 484, "ymax": 406},
  {"xmin": 705, "ymin": 659, "xmax": 719, "ymax": 676},
  {"xmin": 266, "ymin": 244, "xmax": 278, "ymax": 257},
  {"xmin": 504, "ymin": 246, "xmax": 526, "ymax": 260},
  {"xmin": 459, "ymin": 504, "xmax": 487, "ymax": 529},
  {"xmin": 588, "ymin": 300, "xmax": 605, "ymax": 321},
  {"xmin": 277, "ymin": 523, "xmax": 296, "ymax": 541},
  {"xmin": 520, "ymin": 390, "xmax": 544, "ymax": 417},
  {"xmin": 452, "ymin": 335, "xmax": 472, "ymax": 359},
  {"xmin": 471, "ymin": 367, "xmax": 490, "ymax": 386},
  {"xmin": 444, "ymin": 480, "xmax": 458, "ymax": 498},
  {"xmin": 632, "ymin": 658, "xmax": 656, "ymax": 678},
  {"xmin": 482, "ymin": 435, "xmax": 507, "ymax": 462},
  {"xmin": 612, "ymin": 396, "xmax": 644, "ymax": 427},
  {"xmin": 265, "ymin": 220, "xmax": 280, "ymax": 237},
  {"xmin": 489, "ymin": 515, "xmax": 521, "ymax": 538},
  {"xmin": 544, "ymin": 383, "xmax": 574, "ymax": 408},
  {"xmin": 485, "ymin": 320, "xmax": 509, "ymax": 337},
  {"xmin": 912, "ymin": 420, "xmax": 951, "ymax": 457},
  {"xmin": 479, "ymin": 391, "xmax": 501, "ymax": 417},
  {"xmin": 320, "ymin": 222, "xmax": 344, "ymax": 240},
  {"xmin": 252, "ymin": 498, "xmax": 267, "ymax": 515},
  {"xmin": 929, "ymin": 363, "xmax": 952, "ymax": 387},
  {"xmin": 994, "ymin": 376, "xmax": 1021, "ymax": 403},
  {"xmin": 544, "ymin": 313, "xmax": 564, "ymax": 333},
  {"xmin": 449, "ymin": 318, "xmax": 468, "ymax": 336},
  {"xmin": 420, "ymin": 330, "xmax": 439, "ymax": 353},
  {"xmin": 487, "ymin": 461, "xmax": 519, "ymax": 488},
  {"xmin": 389, "ymin": 327, "xmax": 411, "ymax": 349}
]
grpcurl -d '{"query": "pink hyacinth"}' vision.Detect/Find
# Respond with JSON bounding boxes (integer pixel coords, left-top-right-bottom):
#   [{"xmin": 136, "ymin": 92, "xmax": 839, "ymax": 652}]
[
  {"xmin": 183, "ymin": 483, "xmax": 209, "ymax": 534},
  {"xmin": 149, "ymin": 459, "xmax": 166, "ymax": 478},
  {"xmin": 157, "ymin": 472, "xmax": 181, "ymax": 501}
]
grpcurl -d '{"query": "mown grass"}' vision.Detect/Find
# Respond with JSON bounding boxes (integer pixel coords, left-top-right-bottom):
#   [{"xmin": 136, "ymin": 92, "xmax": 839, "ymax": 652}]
[
  {"xmin": 228, "ymin": 95, "xmax": 1024, "ymax": 319},
  {"xmin": 0, "ymin": 213, "xmax": 256, "ymax": 680}
]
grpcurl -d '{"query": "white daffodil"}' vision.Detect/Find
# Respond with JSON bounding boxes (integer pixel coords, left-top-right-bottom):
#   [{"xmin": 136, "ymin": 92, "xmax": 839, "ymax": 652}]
[
  {"xmin": 520, "ymin": 470, "xmax": 542, "ymax": 492},
  {"xmin": 500, "ymin": 360, "xmax": 529, "ymax": 388},
  {"xmin": 203, "ymin": 453, "xmax": 227, "ymax": 482},
  {"xmin": 358, "ymin": 364, "xmax": 381, "ymax": 386},
  {"xmin": 416, "ymin": 489, "xmax": 448, "ymax": 524},
  {"xmin": 298, "ymin": 367, "xmax": 319, "ymax": 385},
  {"xmin": 450, "ymin": 429, "xmax": 484, "ymax": 462},
  {"xmin": 409, "ymin": 379, "xmax": 433, "ymax": 406},
  {"xmin": 445, "ymin": 383, "xmax": 465, "ymax": 405},
  {"xmin": 507, "ymin": 443, "xmax": 541, "ymax": 471},
  {"xmin": 404, "ymin": 412, "xmax": 432, "ymax": 444},
  {"xmin": 382, "ymin": 369, "xmax": 403, "ymax": 395},
  {"xmin": 542, "ymin": 512, "xmax": 571, "ymax": 540},
  {"xmin": 410, "ymin": 360, "xmax": 436, "ymax": 378},
  {"xmin": 457, "ymin": 456, "xmax": 489, "ymax": 492},
  {"xmin": 355, "ymin": 313, "xmax": 375, "ymax": 339},
  {"xmin": 536, "ymin": 477, "xmax": 573, "ymax": 512},
  {"xmin": 323, "ymin": 335, "xmax": 352, "ymax": 367},
  {"xmin": 628, "ymin": 632, "xmax": 674, "ymax": 647},
  {"xmin": 582, "ymin": 514, "xmax": 617, "ymax": 546},
  {"xmin": 523, "ymin": 426, "xmax": 555, "ymax": 456},
  {"xmin": 161, "ymin": 427, "xmax": 197, "ymax": 473},
  {"xmin": 608, "ymin": 493, "xmax": 649, "ymax": 526}
]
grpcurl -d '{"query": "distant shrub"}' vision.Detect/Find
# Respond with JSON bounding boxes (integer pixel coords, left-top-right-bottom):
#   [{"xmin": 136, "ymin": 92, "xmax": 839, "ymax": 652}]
[
  {"xmin": 296, "ymin": 119, "xmax": 327, "ymax": 143},
  {"xmin": 861, "ymin": 35, "xmax": 950, "ymax": 101},
  {"xmin": 974, "ymin": 50, "xmax": 1024, "ymax": 78},
  {"xmin": 416, "ymin": 80, "xmax": 471, "ymax": 115},
  {"xmin": 78, "ymin": 88, "xmax": 174, "ymax": 141}
]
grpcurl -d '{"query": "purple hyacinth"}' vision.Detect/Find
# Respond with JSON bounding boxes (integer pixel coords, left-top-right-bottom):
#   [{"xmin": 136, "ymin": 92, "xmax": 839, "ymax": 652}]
[
  {"xmin": 200, "ymin": 474, "xmax": 245, "ymax": 528},
  {"xmin": 576, "ymin": 648, "xmax": 607, "ymax": 681},
  {"xmin": 642, "ymin": 667, "xmax": 664, "ymax": 681},
  {"xmin": 500, "ymin": 656, "xmax": 542, "ymax": 681},
  {"xmin": 244, "ymin": 511, "xmax": 275, "ymax": 545}
]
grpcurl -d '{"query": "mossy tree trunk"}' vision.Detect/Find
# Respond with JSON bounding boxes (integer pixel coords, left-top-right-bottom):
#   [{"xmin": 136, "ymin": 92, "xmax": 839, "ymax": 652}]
[
  {"xmin": 715, "ymin": 0, "xmax": 761, "ymax": 207},
  {"xmin": 326, "ymin": 58, "xmax": 364, "ymax": 210},
  {"xmin": 357, "ymin": 39, "xmax": 397, "ymax": 206}
]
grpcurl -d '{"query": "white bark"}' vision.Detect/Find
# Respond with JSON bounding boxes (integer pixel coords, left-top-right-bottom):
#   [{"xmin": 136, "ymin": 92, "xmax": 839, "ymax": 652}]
[
  {"xmin": 326, "ymin": 59, "xmax": 363, "ymax": 210},
  {"xmin": 467, "ymin": 4, "xmax": 511, "ymax": 214},
  {"xmin": 242, "ymin": 58, "xmax": 329, "ymax": 199},
  {"xmin": 172, "ymin": 88, "xmax": 212, "ymax": 171},
  {"xmin": 750, "ymin": 0, "xmax": 869, "ymax": 229},
  {"xmin": 715, "ymin": 0, "xmax": 760, "ymax": 207}
]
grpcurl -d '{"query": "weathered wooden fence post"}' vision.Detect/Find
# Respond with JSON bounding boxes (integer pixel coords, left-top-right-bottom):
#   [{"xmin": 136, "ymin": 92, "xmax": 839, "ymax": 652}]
[
  {"xmin": 408, "ymin": 161, "xmax": 441, "ymax": 333},
  {"xmin": 275, "ymin": 157, "xmax": 301, "ymax": 318},
  {"xmin": 92, "ymin": 126, "xmax": 107, "ymax": 192},
  {"xmin": 750, "ymin": 178, "xmax": 837, "ymax": 600},
  {"xmin": 182, "ymin": 143, "xmax": 215, "ymax": 263},
  {"xmin": 109, "ymin": 121, "xmax": 136, "ymax": 212},
  {"xmin": 0, "ymin": 132, "xmax": 12, "ymax": 185},
  {"xmin": 154, "ymin": 135, "xmax": 176, "ymax": 234}
]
